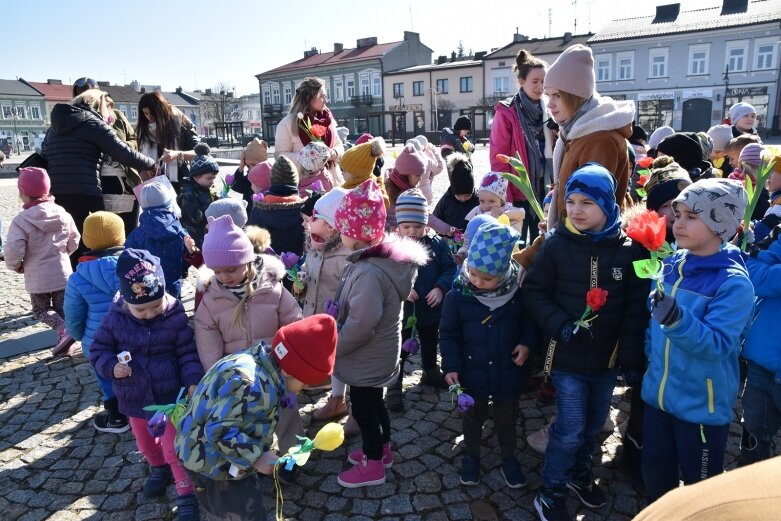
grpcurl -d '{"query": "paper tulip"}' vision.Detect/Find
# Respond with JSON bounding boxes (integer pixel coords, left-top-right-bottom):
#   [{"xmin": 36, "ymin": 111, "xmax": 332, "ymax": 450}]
[
  {"xmin": 402, "ymin": 307, "xmax": 421, "ymax": 356},
  {"xmin": 573, "ymin": 288, "xmax": 608, "ymax": 334},
  {"xmin": 626, "ymin": 210, "xmax": 675, "ymax": 290},
  {"xmin": 252, "ymin": 192, "xmax": 265, "ymax": 203},
  {"xmin": 280, "ymin": 252, "xmax": 300, "ymax": 269},
  {"xmin": 225, "ymin": 173, "xmax": 235, "ymax": 186},
  {"xmin": 146, "ymin": 411, "xmax": 168, "ymax": 438},
  {"xmin": 280, "ymin": 392, "xmax": 297, "ymax": 409},
  {"xmin": 448, "ymin": 384, "xmax": 475, "ymax": 413},
  {"xmin": 323, "ymin": 298, "xmax": 340, "ymax": 320},
  {"xmin": 402, "ymin": 337, "xmax": 420, "ymax": 355},
  {"xmin": 143, "ymin": 387, "xmax": 188, "ymax": 434},
  {"xmin": 742, "ymin": 149, "xmax": 779, "ymax": 250},
  {"xmin": 496, "ymin": 153, "xmax": 545, "ymax": 221},
  {"xmin": 280, "ymin": 252, "xmax": 305, "ymax": 290}
]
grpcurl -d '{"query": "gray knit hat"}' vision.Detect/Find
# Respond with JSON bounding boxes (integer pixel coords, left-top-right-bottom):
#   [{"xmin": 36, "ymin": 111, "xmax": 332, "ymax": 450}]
[
  {"xmin": 673, "ymin": 178, "xmax": 747, "ymax": 241},
  {"xmin": 270, "ymin": 155, "xmax": 299, "ymax": 186},
  {"xmin": 205, "ymin": 198, "xmax": 248, "ymax": 228}
]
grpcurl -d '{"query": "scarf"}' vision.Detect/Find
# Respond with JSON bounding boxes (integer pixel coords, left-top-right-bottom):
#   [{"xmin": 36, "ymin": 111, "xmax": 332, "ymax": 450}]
[
  {"xmin": 390, "ymin": 169, "xmax": 412, "ymax": 191},
  {"xmin": 23, "ymin": 194, "xmax": 54, "ymax": 209},
  {"xmin": 515, "ymin": 90, "xmax": 545, "ymax": 194},
  {"xmin": 770, "ymin": 190, "xmax": 781, "ymax": 207},
  {"xmin": 563, "ymin": 214, "xmax": 621, "ymax": 243},
  {"xmin": 560, "ymin": 96, "xmax": 600, "ymax": 138},
  {"xmin": 297, "ymin": 109, "xmax": 334, "ymax": 148},
  {"xmin": 457, "ymin": 263, "xmax": 520, "ymax": 311},
  {"xmin": 266, "ymin": 183, "xmax": 300, "ymax": 197}
]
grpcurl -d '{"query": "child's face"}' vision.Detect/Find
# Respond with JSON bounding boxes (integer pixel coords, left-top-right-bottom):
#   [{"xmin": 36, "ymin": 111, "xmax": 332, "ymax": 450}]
[
  {"xmin": 309, "ymin": 217, "xmax": 337, "ymax": 248},
  {"xmin": 397, "ymin": 222, "xmax": 426, "ymax": 240},
  {"xmin": 408, "ymin": 174, "xmax": 421, "ymax": 187},
  {"xmin": 565, "ymin": 193, "xmax": 607, "ymax": 233},
  {"xmin": 657, "ymin": 200, "xmax": 675, "ymax": 232},
  {"xmin": 127, "ymin": 297, "xmax": 166, "ymax": 320},
  {"xmin": 195, "ymin": 173, "xmax": 217, "ymax": 188},
  {"xmin": 212, "ymin": 264, "xmax": 249, "ymax": 287},
  {"xmin": 466, "ymin": 266, "xmax": 502, "ymax": 290},
  {"xmin": 673, "ymin": 202, "xmax": 722, "ymax": 256},
  {"xmin": 726, "ymin": 147, "xmax": 741, "ymax": 168},
  {"xmin": 735, "ymin": 113, "xmax": 757, "ymax": 131},
  {"xmin": 454, "ymin": 193, "xmax": 473, "ymax": 202},
  {"xmin": 18, "ymin": 192, "xmax": 33, "ymax": 204},
  {"xmin": 478, "ymin": 192, "xmax": 503, "ymax": 213},
  {"xmin": 767, "ymin": 171, "xmax": 781, "ymax": 193}
]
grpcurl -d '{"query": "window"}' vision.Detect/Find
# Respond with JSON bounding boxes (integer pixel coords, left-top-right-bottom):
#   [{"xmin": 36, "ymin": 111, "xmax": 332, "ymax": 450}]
[
  {"xmin": 755, "ymin": 38, "xmax": 777, "ymax": 70},
  {"xmin": 595, "ymin": 54, "xmax": 611, "ymax": 82},
  {"xmin": 30, "ymin": 105, "xmax": 41, "ymax": 120},
  {"xmin": 360, "ymin": 74, "xmax": 370, "ymax": 96},
  {"xmin": 283, "ymin": 85, "xmax": 292, "ymax": 104},
  {"xmin": 15, "ymin": 106, "xmax": 26, "ymax": 119},
  {"xmin": 689, "ymin": 44, "xmax": 709, "ymax": 75},
  {"xmin": 372, "ymin": 74, "xmax": 381, "ymax": 97},
  {"xmin": 459, "ymin": 76, "xmax": 473, "ymax": 93},
  {"xmin": 493, "ymin": 76, "xmax": 509, "ymax": 94},
  {"xmin": 333, "ymin": 79, "xmax": 343, "ymax": 101},
  {"xmin": 436, "ymin": 78, "xmax": 448, "ymax": 94},
  {"xmin": 648, "ymin": 48, "xmax": 668, "ymax": 78},
  {"xmin": 119, "ymin": 105, "xmax": 128, "ymax": 116},
  {"xmin": 616, "ymin": 52, "xmax": 634, "ymax": 80},
  {"xmin": 262, "ymin": 88, "xmax": 271, "ymax": 105},
  {"xmin": 1, "ymin": 105, "xmax": 11, "ymax": 119},
  {"xmin": 725, "ymin": 40, "xmax": 748, "ymax": 72},
  {"xmin": 130, "ymin": 106, "xmax": 138, "ymax": 120},
  {"xmin": 272, "ymin": 87, "xmax": 280, "ymax": 104},
  {"xmin": 346, "ymin": 78, "xmax": 355, "ymax": 98},
  {"xmin": 393, "ymin": 83, "xmax": 405, "ymax": 99},
  {"xmin": 413, "ymin": 81, "xmax": 424, "ymax": 96}
]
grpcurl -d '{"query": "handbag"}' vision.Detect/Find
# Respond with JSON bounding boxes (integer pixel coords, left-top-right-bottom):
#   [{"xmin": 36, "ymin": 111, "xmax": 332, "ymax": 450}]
[{"xmin": 15, "ymin": 152, "xmax": 47, "ymax": 172}]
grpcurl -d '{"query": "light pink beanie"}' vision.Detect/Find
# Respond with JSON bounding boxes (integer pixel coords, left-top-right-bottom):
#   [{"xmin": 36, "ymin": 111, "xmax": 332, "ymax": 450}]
[
  {"xmin": 544, "ymin": 44, "xmax": 595, "ymax": 100},
  {"xmin": 202, "ymin": 215, "xmax": 255, "ymax": 268},
  {"xmin": 247, "ymin": 159, "xmax": 274, "ymax": 191},
  {"xmin": 392, "ymin": 145, "xmax": 427, "ymax": 177}
]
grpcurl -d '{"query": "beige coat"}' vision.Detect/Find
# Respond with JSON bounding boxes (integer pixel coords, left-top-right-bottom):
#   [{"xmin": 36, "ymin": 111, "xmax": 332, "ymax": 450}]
[
  {"xmin": 274, "ymin": 113, "xmax": 345, "ymax": 185},
  {"xmin": 301, "ymin": 238, "xmax": 351, "ymax": 317},
  {"xmin": 194, "ymin": 254, "xmax": 303, "ymax": 370}
]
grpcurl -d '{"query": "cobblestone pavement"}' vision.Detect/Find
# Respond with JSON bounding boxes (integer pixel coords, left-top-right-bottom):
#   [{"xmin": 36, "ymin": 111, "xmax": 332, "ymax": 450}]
[{"xmin": 0, "ymin": 147, "xmax": 746, "ymax": 520}]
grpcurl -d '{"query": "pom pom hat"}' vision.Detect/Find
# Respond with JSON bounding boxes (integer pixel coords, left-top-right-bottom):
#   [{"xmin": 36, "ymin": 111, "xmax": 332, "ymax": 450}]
[{"xmin": 189, "ymin": 143, "xmax": 220, "ymax": 178}]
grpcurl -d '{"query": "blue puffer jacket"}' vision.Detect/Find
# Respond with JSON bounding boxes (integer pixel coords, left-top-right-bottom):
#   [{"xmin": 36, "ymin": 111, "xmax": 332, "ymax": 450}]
[
  {"xmin": 90, "ymin": 296, "xmax": 204, "ymax": 418},
  {"xmin": 439, "ymin": 278, "xmax": 532, "ymax": 400},
  {"xmin": 125, "ymin": 206, "xmax": 188, "ymax": 299},
  {"xmin": 743, "ymin": 235, "xmax": 781, "ymax": 376},
  {"xmin": 642, "ymin": 245, "xmax": 754, "ymax": 426},
  {"xmin": 403, "ymin": 234, "xmax": 457, "ymax": 327},
  {"xmin": 64, "ymin": 247, "xmax": 123, "ymax": 354}
]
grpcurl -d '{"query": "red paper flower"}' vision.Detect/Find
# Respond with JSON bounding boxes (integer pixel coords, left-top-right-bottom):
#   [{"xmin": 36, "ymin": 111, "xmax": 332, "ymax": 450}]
[
  {"xmin": 310, "ymin": 124, "xmax": 327, "ymax": 138},
  {"xmin": 626, "ymin": 210, "xmax": 667, "ymax": 252},
  {"xmin": 637, "ymin": 156, "xmax": 654, "ymax": 169},
  {"xmin": 637, "ymin": 175, "xmax": 649, "ymax": 187},
  {"xmin": 586, "ymin": 288, "xmax": 608, "ymax": 312}
]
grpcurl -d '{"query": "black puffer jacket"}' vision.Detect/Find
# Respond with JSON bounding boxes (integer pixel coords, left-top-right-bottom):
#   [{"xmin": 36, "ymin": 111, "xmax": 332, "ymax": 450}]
[
  {"xmin": 42, "ymin": 103, "xmax": 155, "ymax": 198},
  {"xmin": 523, "ymin": 223, "xmax": 650, "ymax": 375}
]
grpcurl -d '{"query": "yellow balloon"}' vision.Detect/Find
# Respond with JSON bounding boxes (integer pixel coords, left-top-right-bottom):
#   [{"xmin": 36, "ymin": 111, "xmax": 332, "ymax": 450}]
[{"xmin": 313, "ymin": 422, "xmax": 345, "ymax": 452}]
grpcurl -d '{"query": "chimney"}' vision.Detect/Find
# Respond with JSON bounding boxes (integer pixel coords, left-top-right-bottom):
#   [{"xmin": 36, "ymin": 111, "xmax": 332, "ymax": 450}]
[
  {"xmin": 140, "ymin": 87, "xmax": 146, "ymax": 94},
  {"xmin": 474, "ymin": 51, "xmax": 487, "ymax": 60},
  {"xmin": 176, "ymin": 86, "xmax": 182, "ymax": 94},
  {"xmin": 205, "ymin": 89, "xmax": 212, "ymax": 96},
  {"xmin": 403, "ymin": 31, "xmax": 420, "ymax": 43},
  {"xmin": 356, "ymin": 37, "xmax": 378, "ymax": 48},
  {"xmin": 334, "ymin": 42, "xmax": 343, "ymax": 53},
  {"xmin": 47, "ymin": 79, "xmax": 63, "ymax": 85},
  {"xmin": 721, "ymin": 0, "xmax": 748, "ymax": 15},
  {"xmin": 513, "ymin": 32, "xmax": 528, "ymax": 43},
  {"xmin": 130, "ymin": 80, "xmax": 140, "ymax": 92},
  {"xmin": 304, "ymin": 47, "xmax": 318, "ymax": 58},
  {"xmin": 437, "ymin": 55, "xmax": 447, "ymax": 65},
  {"xmin": 450, "ymin": 51, "xmax": 457, "ymax": 62},
  {"xmin": 563, "ymin": 32, "xmax": 573, "ymax": 43},
  {"xmin": 652, "ymin": 3, "xmax": 680, "ymax": 23}
]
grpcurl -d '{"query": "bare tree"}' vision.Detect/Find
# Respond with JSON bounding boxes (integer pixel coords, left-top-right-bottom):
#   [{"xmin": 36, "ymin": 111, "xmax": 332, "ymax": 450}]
[
  {"xmin": 437, "ymin": 98, "xmax": 456, "ymax": 112},
  {"xmin": 201, "ymin": 83, "xmax": 242, "ymax": 125}
]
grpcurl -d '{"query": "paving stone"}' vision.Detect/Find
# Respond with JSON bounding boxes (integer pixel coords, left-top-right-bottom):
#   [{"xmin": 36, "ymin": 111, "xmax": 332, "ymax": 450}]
[
  {"xmin": 352, "ymin": 499, "xmax": 380, "ymax": 517},
  {"xmin": 380, "ymin": 494, "xmax": 414, "ymax": 515},
  {"xmin": 102, "ymin": 493, "xmax": 134, "ymax": 511},
  {"xmin": 447, "ymin": 503, "xmax": 473, "ymax": 520},
  {"xmin": 412, "ymin": 493, "xmax": 442, "ymax": 512},
  {"xmin": 134, "ymin": 503, "xmax": 170, "ymax": 521}
]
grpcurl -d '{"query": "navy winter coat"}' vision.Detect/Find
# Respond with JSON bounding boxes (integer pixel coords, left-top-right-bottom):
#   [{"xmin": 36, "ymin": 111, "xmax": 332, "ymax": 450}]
[
  {"xmin": 439, "ymin": 282, "xmax": 531, "ymax": 400},
  {"xmin": 42, "ymin": 103, "xmax": 154, "ymax": 198},
  {"xmin": 178, "ymin": 178, "xmax": 216, "ymax": 248},
  {"xmin": 90, "ymin": 296, "xmax": 204, "ymax": 418},
  {"xmin": 432, "ymin": 189, "xmax": 478, "ymax": 232},
  {"xmin": 249, "ymin": 200, "xmax": 306, "ymax": 256},
  {"xmin": 125, "ymin": 207, "xmax": 189, "ymax": 299},
  {"xmin": 403, "ymin": 234, "xmax": 457, "ymax": 327}
]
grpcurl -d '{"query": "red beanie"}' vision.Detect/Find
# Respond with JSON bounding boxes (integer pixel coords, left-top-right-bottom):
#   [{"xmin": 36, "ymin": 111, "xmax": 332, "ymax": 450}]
[
  {"xmin": 271, "ymin": 314, "xmax": 337, "ymax": 385},
  {"xmin": 17, "ymin": 167, "xmax": 51, "ymax": 198}
]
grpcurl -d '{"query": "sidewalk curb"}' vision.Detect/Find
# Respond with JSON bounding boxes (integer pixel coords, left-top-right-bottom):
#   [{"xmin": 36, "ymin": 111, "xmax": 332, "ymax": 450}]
[{"xmin": 0, "ymin": 328, "xmax": 55, "ymax": 359}]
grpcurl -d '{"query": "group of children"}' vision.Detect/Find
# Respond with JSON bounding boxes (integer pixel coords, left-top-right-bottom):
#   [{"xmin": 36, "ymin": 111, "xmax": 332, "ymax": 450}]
[{"xmin": 4, "ymin": 120, "xmax": 781, "ymax": 520}]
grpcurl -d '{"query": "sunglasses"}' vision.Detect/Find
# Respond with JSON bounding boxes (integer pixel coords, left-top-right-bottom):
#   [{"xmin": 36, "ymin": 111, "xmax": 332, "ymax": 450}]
[{"xmin": 74, "ymin": 77, "xmax": 97, "ymax": 88}]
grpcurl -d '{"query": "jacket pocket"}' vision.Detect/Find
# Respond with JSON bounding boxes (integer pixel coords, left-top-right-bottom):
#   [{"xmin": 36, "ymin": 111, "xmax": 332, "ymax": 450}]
[{"xmin": 706, "ymin": 377, "xmax": 715, "ymax": 415}]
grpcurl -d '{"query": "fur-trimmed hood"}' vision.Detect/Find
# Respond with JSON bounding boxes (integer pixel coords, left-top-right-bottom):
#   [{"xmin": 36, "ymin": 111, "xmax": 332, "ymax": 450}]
[{"xmin": 347, "ymin": 234, "xmax": 429, "ymax": 301}]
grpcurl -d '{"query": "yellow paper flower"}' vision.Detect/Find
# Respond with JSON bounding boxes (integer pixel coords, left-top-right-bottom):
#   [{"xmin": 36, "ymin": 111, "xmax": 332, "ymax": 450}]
[
  {"xmin": 497, "ymin": 214, "xmax": 511, "ymax": 226},
  {"xmin": 313, "ymin": 422, "xmax": 345, "ymax": 451}
]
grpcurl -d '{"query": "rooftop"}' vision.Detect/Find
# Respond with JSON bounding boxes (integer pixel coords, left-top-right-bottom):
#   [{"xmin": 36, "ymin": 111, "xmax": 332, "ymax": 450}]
[
  {"xmin": 589, "ymin": 0, "xmax": 781, "ymax": 43},
  {"xmin": 484, "ymin": 33, "xmax": 593, "ymax": 60},
  {"xmin": 385, "ymin": 59, "xmax": 483, "ymax": 76},
  {"xmin": 26, "ymin": 80, "xmax": 73, "ymax": 101},
  {"xmin": 163, "ymin": 91, "xmax": 198, "ymax": 107},
  {"xmin": 259, "ymin": 41, "xmax": 403, "ymax": 76},
  {"xmin": 0, "ymin": 79, "xmax": 44, "ymax": 97}
]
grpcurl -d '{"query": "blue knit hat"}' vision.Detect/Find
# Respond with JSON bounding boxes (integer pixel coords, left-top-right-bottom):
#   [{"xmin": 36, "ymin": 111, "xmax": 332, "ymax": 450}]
[
  {"xmin": 116, "ymin": 249, "xmax": 166, "ymax": 305},
  {"xmin": 565, "ymin": 163, "xmax": 618, "ymax": 218},
  {"xmin": 464, "ymin": 214, "xmax": 498, "ymax": 248},
  {"xmin": 395, "ymin": 188, "xmax": 428, "ymax": 225},
  {"xmin": 189, "ymin": 143, "xmax": 220, "ymax": 178},
  {"xmin": 466, "ymin": 222, "xmax": 518, "ymax": 276}
]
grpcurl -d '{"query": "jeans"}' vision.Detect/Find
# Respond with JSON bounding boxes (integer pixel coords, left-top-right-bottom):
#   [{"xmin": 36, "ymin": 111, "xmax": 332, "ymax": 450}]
[
  {"xmin": 740, "ymin": 361, "xmax": 781, "ymax": 466},
  {"xmin": 350, "ymin": 385, "xmax": 391, "ymax": 460},
  {"xmin": 463, "ymin": 397, "xmax": 518, "ymax": 459},
  {"xmin": 642, "ymin": 404, "xmax": 728, "ymax": 502},
  {"xmin": 543, "ymin": 369, "xmax": 617, "ymax": 489}
]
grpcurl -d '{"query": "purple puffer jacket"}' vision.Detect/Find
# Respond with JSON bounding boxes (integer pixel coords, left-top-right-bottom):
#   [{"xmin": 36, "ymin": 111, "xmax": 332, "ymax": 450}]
[{"xmin": 90, "ymin": 295, "xmax": 204, "ymax": 418}]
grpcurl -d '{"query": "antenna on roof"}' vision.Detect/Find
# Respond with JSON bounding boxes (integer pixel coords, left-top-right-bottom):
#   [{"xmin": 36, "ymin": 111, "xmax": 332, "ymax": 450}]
[
  {"xmin": 409, "ymin": 5, "xmax": 413, "ymax": 31},
  {"xmin": 586, "ymin": 0, "xmax": 595, "ymax": 32},
  {"xmin": 549, "ymin": 8, "xmax": 553, "ymax": 38},
  {"xmin": 572, "ymin": 0, "xmax": 578, "ymax": 34}
]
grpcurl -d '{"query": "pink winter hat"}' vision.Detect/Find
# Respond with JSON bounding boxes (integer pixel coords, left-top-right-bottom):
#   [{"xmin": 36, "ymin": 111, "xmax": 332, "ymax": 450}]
[
  {"xmin": 248, "ymin": 159, "xmax": 274, "ymax": 191},
  {"xmin": 393, "ymin": 145, "xmax": 427, "ymax": 178},
  {"xmin": 17, "ymin": 167, "xmax": 50, "ymax": 198},
  {"xmin": 202, "ymin": 215, "xmax": 256, "ymax": 268},
  {"xmin": 739, "ymin": 143, "xmax": 764, "ymax": 167},
  {"xmin": 335, "ymin": 179, "xmax": 387, "ymax": 242},
  {"xmin": 544, "ymin": 44, "xmax": 595, "ymax": 100}
]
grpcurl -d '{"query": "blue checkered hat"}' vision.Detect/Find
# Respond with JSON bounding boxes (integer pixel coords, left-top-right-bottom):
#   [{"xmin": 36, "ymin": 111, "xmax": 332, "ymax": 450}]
[{"xmin": 466, "ymin": 223, "xmax": 518, "ymax": 276}]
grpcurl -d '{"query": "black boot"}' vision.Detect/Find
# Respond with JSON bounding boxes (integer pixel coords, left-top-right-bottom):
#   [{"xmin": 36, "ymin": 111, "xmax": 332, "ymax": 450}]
[
  {"xmin": 93, "ymin": 397, "xmax": 131, "ymax": 434},
  {"xmin": 421, "ymin": 366, "xmax": 448, "ymax": 389},
  {"xmin": 385, "ymin": 373, "xmax": 404, "ymax": 412}
]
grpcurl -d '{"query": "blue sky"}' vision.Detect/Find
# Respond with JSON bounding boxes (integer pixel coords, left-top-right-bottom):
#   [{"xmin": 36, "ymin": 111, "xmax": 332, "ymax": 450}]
[{"xmin": 8, "ymin": 0, "xmax": 717, "ymax": 96}]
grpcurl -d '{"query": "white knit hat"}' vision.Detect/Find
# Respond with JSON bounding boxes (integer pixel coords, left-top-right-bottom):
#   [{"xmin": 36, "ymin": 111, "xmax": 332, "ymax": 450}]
[
  {"xmin": 707, "ymin": 125, "xmax": 732, "ymax": 151},
  {"xmin": 477, "ymin": 172, "xmax": 509, "ymax": 204},
  {"xmin": 313, "ymin": 187, "xmax": 348, "ymax": 228}
]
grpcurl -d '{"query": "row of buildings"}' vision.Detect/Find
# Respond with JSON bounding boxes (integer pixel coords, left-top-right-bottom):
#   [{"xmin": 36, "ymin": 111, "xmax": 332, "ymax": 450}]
[{"xmin": 255, "ymin": 0, "xmax": 781, "ymax": 142}]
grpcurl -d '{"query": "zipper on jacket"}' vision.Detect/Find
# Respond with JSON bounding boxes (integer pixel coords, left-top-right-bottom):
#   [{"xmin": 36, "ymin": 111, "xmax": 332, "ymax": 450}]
[
  {"xmin": 706, "ymin": 378, "xmax": 715, "ymax": 414},
  {"xmin": 657, "ymin": 258, "xmax": 686, "ymax": 411}
]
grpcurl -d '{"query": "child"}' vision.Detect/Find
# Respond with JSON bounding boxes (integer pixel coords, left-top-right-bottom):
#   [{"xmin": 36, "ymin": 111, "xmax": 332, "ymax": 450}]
[
  {"xmin": 644, "ymin": 157, "xmax": 692, "ymax": 237},
  {"xmin": 707, "ymin": 124, "xmax": 733, "ymax": 175},
  {"xmin": 415, "ymin": 135, "xmax": 445, "ymax": 205},
  {"xmin": 433, "ymin": 153, "xmax": 479, "ymax": 233},
  {"xmin": 523, "ymin": 163, "xmax": 648, "ymax": 519},
  {"xmin": 248, "ymin": 156, "xmax": 306, "ymax": 257},
  {"xmin": 440, "ymin": 116, "xmax": 475, "ymax": 159},
  {"xmin": 64, "ymin": 211, "xmax": 130, "ymax": 433},
  {"xmin": 454, "ymin": 214, "xmax": 499, "ymax": 266},
  {"xmin": 341, "ymin": 136, "xmax": 387, "ymax": 192},
  {"xmin": 125, "ymin": 182, "xmax": 189, "ymax": 299},
  {"xmin": 641, "ymin": 178, "xmax": 753, "ymax": 502},
  {"xmin": 298, "ymin": 141, "xmax": 335, "ymax": 195},
  {"xmin": 464, "ymin": 172, "xmax": 525, "ymax": 234},
  {"xmin": 440, "ymin": 221, "xmax": 531, "ymax": 489},
  {"xmin": 194, "ymin": 215, "xmax": 304, "ymax": 482},
  {"xmin": 5, "ymin": 167, "xmax": 80, "ymax": 356},
  {"xmin": 386, "ymin": 189, "xmax": 457, "ymax": 411},
  {"xmin": 332, "ymin": 179, "xmax": 428, "ymax": 488},
  {"xmin": 656, "ymin": 132, "xmax": 715, "ymax": 181},
  {"xmin": 178, "ymin": 143, "xmax": 219, "ymax": 248},
  {"xmin": 730, "ymin": 143, "xmax": 769, "ymax": 221},
  {"xmin": 89, "ymin": 249, "xmax": 204, "ymax": 519},
  {"xmin": 753, "ymin": 157, "xmax": 781, "ymax": 243},
  {"xmin": 247, "ymin": 159, "xmax": 274, "ymax": 196},
  {"xmin": 228, "ymin": 137, "xmax": 268, "ymax": 207},
  {"xmin": 204, "ymin": 197, "xmax": 248, "ymax": 229},
  {"xmin": 724, "ymin": 134, "xmax": 762, "ymax": 172},
  {"xmin": 384, "ymin": 144, "xmax": 427, "ymax": 229},
  {"xmin": 175, "ymin": 315, "xmax": 337, "ymax": 520},
  {"xmin": 729, "ymin": 102, "xmax": 758, "ymax": 137}
]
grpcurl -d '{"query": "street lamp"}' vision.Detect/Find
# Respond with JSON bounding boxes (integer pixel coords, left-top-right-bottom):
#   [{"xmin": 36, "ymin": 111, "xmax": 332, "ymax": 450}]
[
  {"xmin": 722, "ymin": 65, "xmax": 730, "ymax": 122},
  {"xmin": 426, "ymin": 88, "xmax": 440, "ymax": 132},
  {"xmin": 12, "ymin": 109, "xmax": 19, "ymax": 155}
]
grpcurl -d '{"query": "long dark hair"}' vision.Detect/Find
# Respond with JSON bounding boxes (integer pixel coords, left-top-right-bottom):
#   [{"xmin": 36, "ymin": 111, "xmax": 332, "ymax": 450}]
[
  {"xmin": 513, "ymin": 50, "xmax": 547, "ymax": 80},
  {"xmin": 136, "ymin": 91, "xmax": 185, "ymax": 148}
]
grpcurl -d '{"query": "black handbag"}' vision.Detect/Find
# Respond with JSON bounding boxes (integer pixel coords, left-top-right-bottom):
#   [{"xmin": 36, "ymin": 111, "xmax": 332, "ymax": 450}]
[{"xmin": 16, "ymin": 152, "xmax": 47, "ymax": 172}]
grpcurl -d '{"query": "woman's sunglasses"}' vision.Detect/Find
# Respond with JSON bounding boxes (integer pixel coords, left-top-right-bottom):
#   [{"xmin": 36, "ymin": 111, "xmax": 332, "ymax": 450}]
[{"xmin": 74, "ymin": 77, "xmax": 98, "ymax": 88}]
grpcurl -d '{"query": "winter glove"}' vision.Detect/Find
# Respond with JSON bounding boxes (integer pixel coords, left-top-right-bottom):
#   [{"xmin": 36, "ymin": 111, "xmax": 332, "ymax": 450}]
[
  {"xmin": 650, "ymin": 290, "xmax": 681, "ymax": 326},
  {"xmin": 622, "ymin": 368, "xmax": 644, "ymax": 387},
  {"xmin": 559, "ymin": 322, "xmax": 592, "ymax": 343}
]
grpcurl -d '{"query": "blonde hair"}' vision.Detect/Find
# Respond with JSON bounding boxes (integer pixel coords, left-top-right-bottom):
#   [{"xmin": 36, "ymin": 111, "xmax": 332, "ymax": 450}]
[
  {"xmin": 232, "ymin": 262, "xmax": 257, "ymax": 330},
  {"xmin": 72, "ymin": 89, "xmax": 112, "ymax": 120},
  {"xmin": 289, "ymin": 77, "xmax": 325, "ymax": 115}
]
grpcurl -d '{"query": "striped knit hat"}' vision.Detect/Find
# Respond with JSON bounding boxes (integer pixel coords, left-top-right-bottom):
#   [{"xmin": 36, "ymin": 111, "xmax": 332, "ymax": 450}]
[{"xmin": 395, "ymin": 188, "xmax": 428, "ymax": 225}]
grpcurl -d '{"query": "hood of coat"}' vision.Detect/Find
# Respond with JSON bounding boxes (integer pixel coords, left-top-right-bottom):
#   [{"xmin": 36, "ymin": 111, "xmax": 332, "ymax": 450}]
[
  {"xmin": 347, "ymin": 234, "xmax": 429, "ymax": 300},
  {"xmin": 673, "ymin": 243, "xmax": 748, "ymax": 280},
  {"xmin": 17, "ymin": 201, "xmax": 70, "ymax": 234},
  {"xmin": 561, "ymin": 96, "xmax": 635, "ymax": 142},
  {"xmin": 112, "ymin": 293, "xmax": 182, "ymax": 324},
  {"xmin": 50, "ymin": 103, "xmax": 101, "ymax": 136},
  {"xmin": 138, "ymin": 207, "xmax": 182, "ymax": 237},
  {"xmin": 75, "ymin": 250, "xmax": 122, "ymax": 296}
]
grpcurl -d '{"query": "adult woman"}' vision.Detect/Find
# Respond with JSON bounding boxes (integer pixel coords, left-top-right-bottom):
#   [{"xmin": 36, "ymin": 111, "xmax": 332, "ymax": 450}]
[
  {"xmin": 275, "ymin": 77, "xmax": 344, "ymax": 187},
  {"xmin": 41, "ymin": 89, "xmax": 155, "ymax": 266},
  {"xmin": 136, "ymin": 91, "xmax": 200, "ymax": 193},
  {"xmin": 489, "ymin": 49, "xmax": 553, "ymax": 243}
]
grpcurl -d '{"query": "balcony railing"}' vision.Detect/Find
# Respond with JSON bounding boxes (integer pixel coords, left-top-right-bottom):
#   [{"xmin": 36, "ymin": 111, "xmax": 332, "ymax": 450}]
[
  {"xmin": 350, "ymin": 95, "xmax": 374, "ymax": 107},
  {"xmin": 262, "ymin": 104, "xmax": 283, "ymax": 114}
]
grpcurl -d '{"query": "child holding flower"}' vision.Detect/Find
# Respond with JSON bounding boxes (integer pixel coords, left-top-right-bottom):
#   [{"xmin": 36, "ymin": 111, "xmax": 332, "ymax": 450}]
[{"xmin": 523, "ymin": 163, "xmax": 648, "ymax": 519}]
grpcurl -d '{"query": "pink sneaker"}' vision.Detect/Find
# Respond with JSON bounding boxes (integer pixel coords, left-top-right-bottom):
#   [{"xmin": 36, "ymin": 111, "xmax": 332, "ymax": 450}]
[
  {"xmin": 52, "ymin": 330, "xmax": 76, "ymax": 357},
  {"xmin": 347, "ymin": 442, "xmax": 393, "ymax": 468},
  {"xmin": 337, "ymin": 455, "xmax": 386, "ymax": 488}
]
